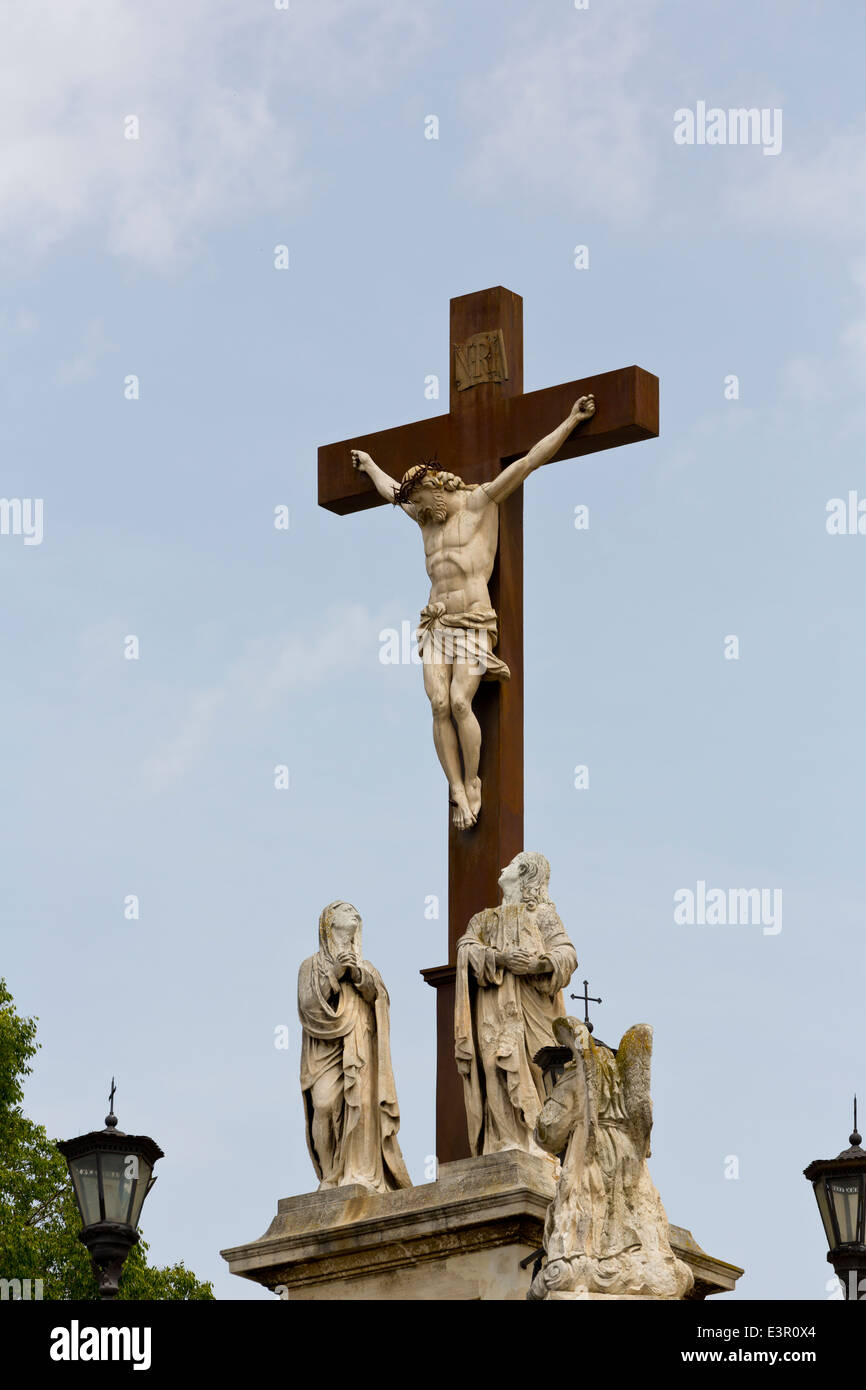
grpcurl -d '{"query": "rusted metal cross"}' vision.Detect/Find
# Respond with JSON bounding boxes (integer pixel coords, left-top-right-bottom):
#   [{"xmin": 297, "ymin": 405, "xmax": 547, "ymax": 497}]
[{"xmin": 317, "ymin": 286, "xmax": 658, "ymax": 1163}]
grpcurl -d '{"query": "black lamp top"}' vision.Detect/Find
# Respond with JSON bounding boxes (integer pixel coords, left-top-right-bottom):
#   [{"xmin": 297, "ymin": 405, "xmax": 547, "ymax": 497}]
[
  {"xmin": 105, "ymin": 1076, "xmax": 118, "ymax": 1131},
  {"xmin": 803, "ymin": 1096, "xmax": 866, "ymax": 1180},
  {"xmin": 839, "ymin": 1096, "xmax": 864, "ymax": 1161},
  {"xmin": 56, "ymin": 1077, "xmax": 164, "ymax": 1166}
]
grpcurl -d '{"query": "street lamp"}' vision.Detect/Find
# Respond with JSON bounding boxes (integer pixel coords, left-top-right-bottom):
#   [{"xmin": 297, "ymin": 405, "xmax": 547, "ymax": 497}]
[
  {"xmin": 803, "ymin": 1099, "xmax": 866, "ymax": 1301},
  {"xmin": 57, "ymin": 1081, "xmax": 164, "ymax": 1300},
  {"xmin": 534, "ymin": 978, "xmax": 615, "ymax": 1100},
  {"xmin": 532, "ymin": 1044, "xmax": 572, "ymax": 1099},
  {"xmin": 524, "ymin": 1029, "xmax": 617, "ymax": 1287}
]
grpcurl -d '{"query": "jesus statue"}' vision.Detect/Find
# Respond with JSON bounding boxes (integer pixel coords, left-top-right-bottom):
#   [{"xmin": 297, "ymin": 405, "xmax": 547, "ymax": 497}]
[{"xmin": 351, "ymin": 393, "xmax": 596, "ymax": 828}]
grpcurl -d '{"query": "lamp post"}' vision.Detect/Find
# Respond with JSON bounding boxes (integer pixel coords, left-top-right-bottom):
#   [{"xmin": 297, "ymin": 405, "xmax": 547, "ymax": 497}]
[
  {"xmin": 532, "ymin": 1044, "xmax": 573, "ymax": 1100},
  {"xmin": 534, "ymin": 976, "xmax": 615, "ymax": 1102},
  {"xmin": 803, "ymin": 1099, "xmax": 866, "ymax": 1302},
  {"xmin": 57, "ymin": 1081, "xmax": 164, "ymax": 1300},
  {"xmin": 524, "ymin": 1032, "xmax": 616, "ymax": 1284}
]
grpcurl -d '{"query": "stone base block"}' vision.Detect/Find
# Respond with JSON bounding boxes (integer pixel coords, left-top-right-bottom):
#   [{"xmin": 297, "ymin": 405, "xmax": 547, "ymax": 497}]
[
  {"xmin": 547, "ymin": 1291, "xmax": 670, "ymax": 1300},
  {"xmin": 220, "ymin": 1151, "xmax": 743, "ymax": 1301}
]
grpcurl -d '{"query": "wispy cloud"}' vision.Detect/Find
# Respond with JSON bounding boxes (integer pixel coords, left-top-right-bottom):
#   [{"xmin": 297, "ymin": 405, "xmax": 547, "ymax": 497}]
[
  {"xmin": 726, "ymin": 126, "xmax": 866, "ymax": 242},
  {"xmin": 458, "ymin": 2, "xmax": 658, "ymax": 221},
  {"xmin": 56, "ymin": 319, "xmax": 117, "ymax": 384},
  {"xmin": 140, "ymin": 687, "xmax": 227, "ymax": 795},
  {"xmin": 0, "ymin": 0, "xmax": 431, "ymax": 271},
  {"xmin": 0, "ymin": 1, "xmax": 294, "ymax": 270},
  {"xmin": 139, "ymin": 603, "xmax": 388, "ymax": 793}
]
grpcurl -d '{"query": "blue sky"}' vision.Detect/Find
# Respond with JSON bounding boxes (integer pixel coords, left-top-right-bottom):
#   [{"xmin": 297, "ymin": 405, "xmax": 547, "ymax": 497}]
[{"xmin": 3, "ymin": 0, "xmax": 865, "ymax": 1300}]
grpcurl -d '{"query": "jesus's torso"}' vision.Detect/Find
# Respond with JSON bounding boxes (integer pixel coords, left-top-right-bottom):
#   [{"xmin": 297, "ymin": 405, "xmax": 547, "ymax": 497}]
[{"xmin": 420, "ymin": 491, "xmax": 499, "ymax": 613}]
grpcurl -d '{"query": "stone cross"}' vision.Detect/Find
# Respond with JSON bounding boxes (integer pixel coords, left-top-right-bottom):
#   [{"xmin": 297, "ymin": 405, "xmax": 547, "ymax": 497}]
[{"xmin": 318, "ymin": 286, "xmax": 658, "ymax": 1163}]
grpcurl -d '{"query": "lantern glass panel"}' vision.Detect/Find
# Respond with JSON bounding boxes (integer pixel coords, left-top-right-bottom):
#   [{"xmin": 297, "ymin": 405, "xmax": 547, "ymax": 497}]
[
  {"xmin": 128, "ymin": 1159, "xmax": 153, "ymax": 1228},
  {"xmin": 814, "ymin": 1180, "xmax": 837, "ymax": 1249},
  {"xmin": 828, "ymin": 1174, "xmax": 861, "ymax": 1245},
  {"xmin": 100, "ymin": 1151, "xmax": 137, "ymax": 1225},
  {"xmin": 546, "ymin": 1063, "xmax": 566, "ymax": 1097},
  {"xmin": 69, "ymin": 1155, "xmax": 102, "ymax": 1227}
]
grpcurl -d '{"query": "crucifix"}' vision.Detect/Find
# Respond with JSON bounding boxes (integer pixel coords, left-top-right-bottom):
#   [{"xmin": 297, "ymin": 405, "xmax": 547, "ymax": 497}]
[
  {"xmin": 570, "ymin": 979, "xmax": 603, "ymax": 1035},
  {"xmin": 318, "ymin": 286, "xmax": 657, "ymax": 1163}
]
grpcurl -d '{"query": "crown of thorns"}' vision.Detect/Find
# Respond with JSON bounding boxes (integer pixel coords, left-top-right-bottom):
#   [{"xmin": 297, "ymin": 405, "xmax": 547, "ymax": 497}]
[{"xmin": 391, "ymin": 457, "xmax": 440, "ymax": 506}]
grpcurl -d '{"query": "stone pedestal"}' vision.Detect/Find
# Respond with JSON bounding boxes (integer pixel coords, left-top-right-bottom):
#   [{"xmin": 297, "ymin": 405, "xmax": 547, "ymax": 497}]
[{"xmin": 221, "ymin": 1152, "xmax": 743, "ymax": 1301}]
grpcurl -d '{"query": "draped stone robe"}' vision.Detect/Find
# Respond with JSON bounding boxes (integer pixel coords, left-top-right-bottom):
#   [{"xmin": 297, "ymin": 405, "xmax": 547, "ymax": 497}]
[
  {"xmin": 455, "ymin": 900, "xmax": 577, "ymax": 1156},
  {"xmin": 297, "ymin": 945, "xmax": 411, "ymax": 1194}
]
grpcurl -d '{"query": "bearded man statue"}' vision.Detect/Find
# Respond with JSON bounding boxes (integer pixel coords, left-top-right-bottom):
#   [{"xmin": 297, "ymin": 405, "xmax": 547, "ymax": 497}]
[{"xmin": 454, "ymin": 851, "xmax": 578, "ymax": 1157}]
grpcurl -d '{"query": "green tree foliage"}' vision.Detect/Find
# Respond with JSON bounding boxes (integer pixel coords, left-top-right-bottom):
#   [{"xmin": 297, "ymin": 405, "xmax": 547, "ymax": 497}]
[{"xmin": 0, "ymin": 979, "xmax": 213, "ymax": 1300}]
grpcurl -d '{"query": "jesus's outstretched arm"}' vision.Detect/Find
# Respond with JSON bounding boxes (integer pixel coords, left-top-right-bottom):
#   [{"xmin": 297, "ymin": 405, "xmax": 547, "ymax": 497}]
[
  {"xmin": 479, "ymin": 395, "xmax": 595, "ymax": 506},
  {"xmin": 351, "ymin": 449, "xmax": 405, "ymax": 505}
]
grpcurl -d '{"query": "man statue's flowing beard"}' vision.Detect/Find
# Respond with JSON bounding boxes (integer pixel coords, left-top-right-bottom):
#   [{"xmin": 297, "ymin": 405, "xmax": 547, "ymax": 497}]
[{"xmin": 416, "ymin": 492, "xmax": 449, "ymax": 525}]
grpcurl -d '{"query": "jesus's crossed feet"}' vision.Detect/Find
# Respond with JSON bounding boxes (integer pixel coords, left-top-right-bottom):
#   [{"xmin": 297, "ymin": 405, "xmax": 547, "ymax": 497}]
[{"xmin": 450, "ymin": 776, "xmax": 482, "ymax": 830}]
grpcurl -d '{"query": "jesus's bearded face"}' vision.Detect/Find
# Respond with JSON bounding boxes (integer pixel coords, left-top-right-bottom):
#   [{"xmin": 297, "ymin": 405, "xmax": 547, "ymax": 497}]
[{"xmin": 414, "ymin": 483, "xmax": 449, "ymax": 525}]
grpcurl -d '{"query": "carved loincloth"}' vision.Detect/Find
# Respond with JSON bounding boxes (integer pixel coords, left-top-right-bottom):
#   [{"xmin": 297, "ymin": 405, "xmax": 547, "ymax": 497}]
[{"xmin": 416, "ymin": 603, "xmax": 511, "ymax": 680}]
